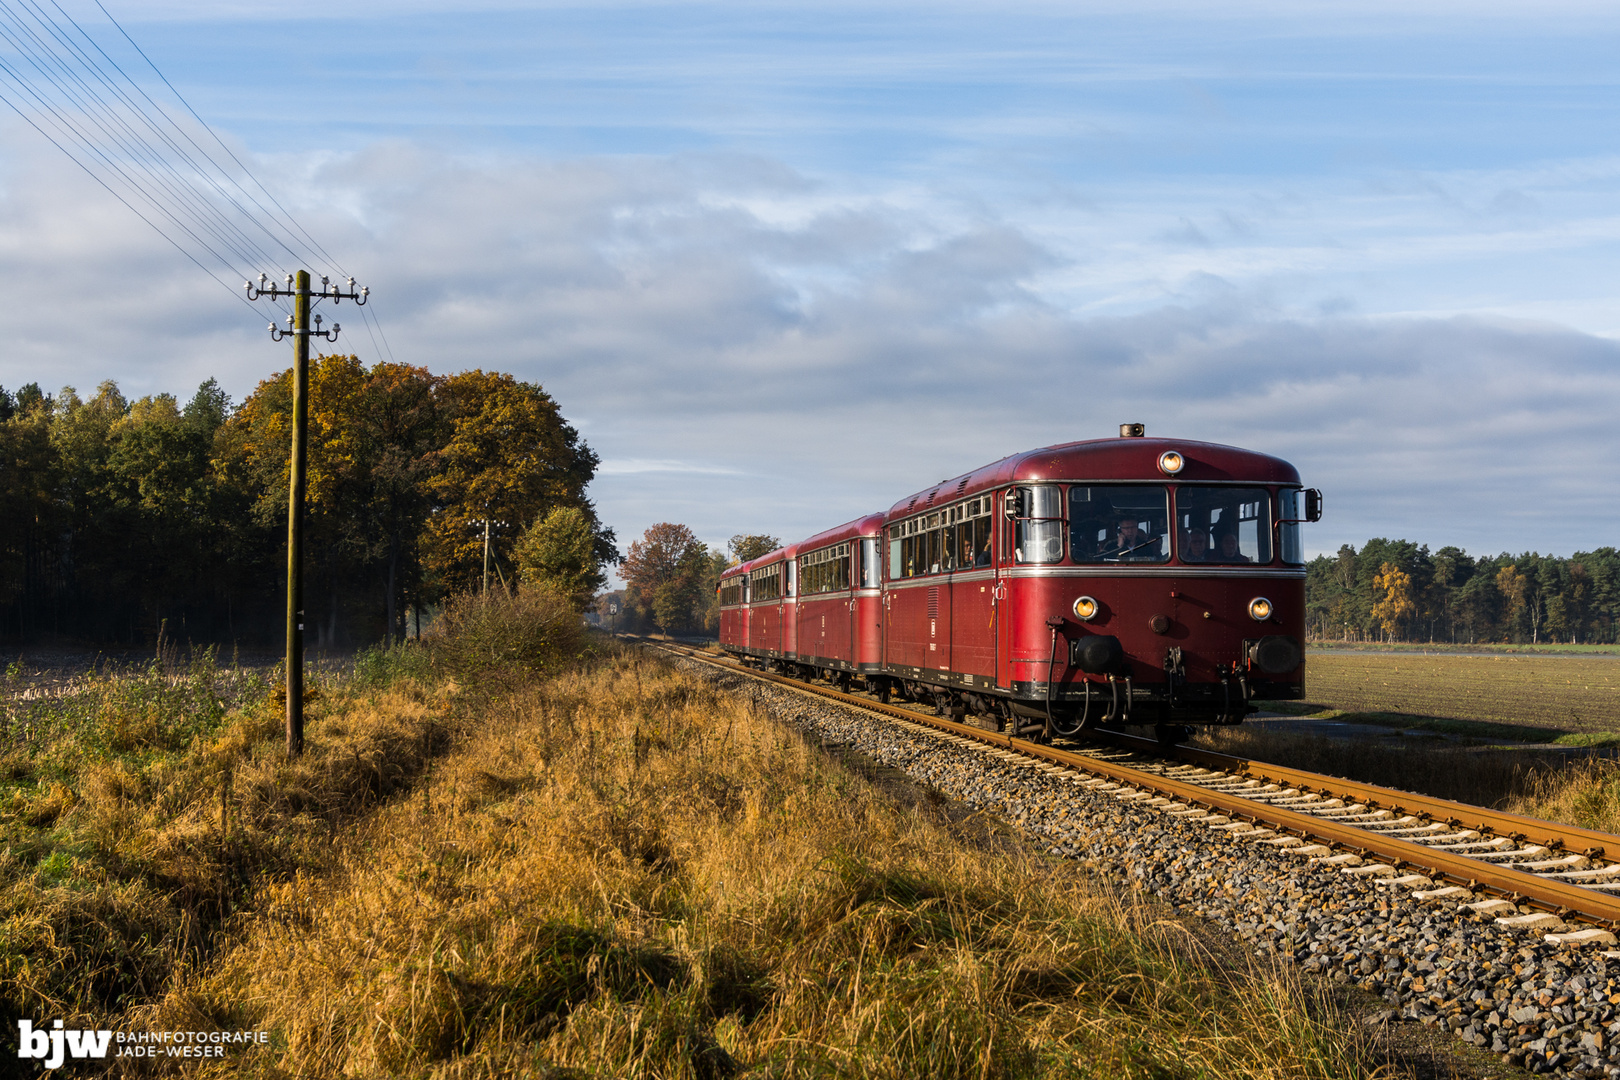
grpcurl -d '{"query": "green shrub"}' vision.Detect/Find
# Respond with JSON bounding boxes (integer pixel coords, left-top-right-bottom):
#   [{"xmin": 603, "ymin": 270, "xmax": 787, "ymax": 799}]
[{"xmin": 428, "ymin": 588, "xmax": 591, "ymax": 683}]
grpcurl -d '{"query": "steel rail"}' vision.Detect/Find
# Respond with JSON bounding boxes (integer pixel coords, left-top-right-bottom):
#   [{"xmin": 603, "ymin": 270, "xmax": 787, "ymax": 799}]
[
  {"xmin": 646, "ymin": 641, "xmax": 1620, "ymax": 927},
  {"xmin": 1109, "ymin": 734, "xmax": 1620, "ymax": 859}
]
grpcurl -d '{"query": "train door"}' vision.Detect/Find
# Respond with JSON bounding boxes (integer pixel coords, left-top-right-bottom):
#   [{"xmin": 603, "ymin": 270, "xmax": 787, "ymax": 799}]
[
  {"xmin": 951, "ymin": 496, "xmax": 996, "ymax": 681},
  {"xmin": 993, "ymin": 489, "xmax": 1019, "ymax": 689},
  {"xmin": 884, "ymin": 516, "xmax": 930, "ymax": 673},
  {"xmin": 782, "ymin": 558, "xmax": 798, "ymax": 659},
  {"xmin": 857, "ymin": 535, "xmax": 882, "ymax": 671}
]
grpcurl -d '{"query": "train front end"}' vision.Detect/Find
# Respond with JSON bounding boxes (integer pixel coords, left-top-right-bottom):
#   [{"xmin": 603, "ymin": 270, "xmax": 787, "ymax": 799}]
[{"xmin": 995, "ymin": 430, "xmax": 1320, "ymax": 736}]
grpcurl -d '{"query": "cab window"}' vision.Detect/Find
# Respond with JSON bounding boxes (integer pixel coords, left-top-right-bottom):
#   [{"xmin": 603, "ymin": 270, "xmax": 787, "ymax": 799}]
[
  {"xmin": 1176, "ymin": 486, "xmax": 1272, "ymax": 565},
  {"xmin": 1069, "ymin": 486, "xmax": 1170, "ymax": 564},
  {"xmin": 1010, "ymin": 485, "xmax": 1064, "ymax": 564}
]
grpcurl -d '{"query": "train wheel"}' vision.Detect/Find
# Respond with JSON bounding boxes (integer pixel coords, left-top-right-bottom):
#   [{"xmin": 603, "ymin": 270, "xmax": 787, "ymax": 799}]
[{"xmin": 877, "ymin": 681, "xmax": 892, "ymax": 704}]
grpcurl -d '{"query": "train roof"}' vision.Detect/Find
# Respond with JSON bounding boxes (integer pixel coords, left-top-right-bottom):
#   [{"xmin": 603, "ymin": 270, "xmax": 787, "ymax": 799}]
[
  {"xmin": 791, "ymin": 512, "xmax": 885, "ymax": 556},
  {"xmin": 725, "ymin": 513, "xmax": 884, "ymax": 578},
  {"xmin": 885, "ymin": 436, "xmax": 1303, "ymax": 519}
]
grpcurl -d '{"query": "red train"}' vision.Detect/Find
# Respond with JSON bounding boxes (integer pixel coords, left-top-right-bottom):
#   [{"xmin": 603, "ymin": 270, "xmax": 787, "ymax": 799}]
[{"xmin": 718, "ymin": 425, "xmax": 1320, "ymax": 742}]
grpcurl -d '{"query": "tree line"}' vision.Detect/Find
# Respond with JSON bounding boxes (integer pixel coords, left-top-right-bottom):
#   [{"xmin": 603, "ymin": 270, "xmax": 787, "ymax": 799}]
[
  {"xmin": 1307, "ymin": 540, "xmax": 1620, "ymax": 645},
  {"xmin": 0, "ymin": 359, "xmax": 615, "ymax": 648},
  {"xmin": 613, "ymin": 523, "xmax": 1620, "ymax": 647}
]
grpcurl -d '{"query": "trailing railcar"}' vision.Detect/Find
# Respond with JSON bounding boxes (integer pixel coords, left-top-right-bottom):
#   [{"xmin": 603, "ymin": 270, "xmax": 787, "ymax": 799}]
[{"xmin": 718, "ymin": 425, "xmax": 1320, "ymax": 742}]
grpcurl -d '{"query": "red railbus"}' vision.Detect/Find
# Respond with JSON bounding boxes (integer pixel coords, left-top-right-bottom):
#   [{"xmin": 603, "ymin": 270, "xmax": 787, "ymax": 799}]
[{"xmin": 718, "ymin": 426, "xmax": 1320, "ymax": 742}]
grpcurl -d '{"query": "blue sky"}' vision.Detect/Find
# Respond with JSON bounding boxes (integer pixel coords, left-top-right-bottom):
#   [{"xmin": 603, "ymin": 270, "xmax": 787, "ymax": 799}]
[{"xmin": 2, "ymin": 1, "xmax": 1619, "ymax": 560}]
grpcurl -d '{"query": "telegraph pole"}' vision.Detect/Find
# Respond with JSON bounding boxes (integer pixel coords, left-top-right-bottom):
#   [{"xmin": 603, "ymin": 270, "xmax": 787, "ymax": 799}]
[
  {"xmin": 247, "ymin": 271, "xmax": 368, "ymax": 756},
  {"xmin": 469, "ymin": 516, "xmax": 508, "ymax": 598}
]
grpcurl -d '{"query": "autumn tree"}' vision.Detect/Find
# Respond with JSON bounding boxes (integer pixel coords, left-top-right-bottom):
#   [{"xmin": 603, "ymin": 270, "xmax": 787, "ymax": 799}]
[
  {"xmin": 1497, "ymin": 565, "xmax": 1528, "ymax": 643},
  {"xmin": 1370, "ymin": 562, "xmax": 1415, "ymax": 642},
  {"xmin": 620, "ymin": 523, "xmax": 711, "ymax": 633},
  {"xmin": 513, "ymin": 506, "xmax": 608, "ymax": 613},
  {"xmin": 425, "ymin": 370, "xmax": 611, "ymax": 599},
  {"xmin": 728, "ymin": 534, "xmax": 779, "ymax": 564}
]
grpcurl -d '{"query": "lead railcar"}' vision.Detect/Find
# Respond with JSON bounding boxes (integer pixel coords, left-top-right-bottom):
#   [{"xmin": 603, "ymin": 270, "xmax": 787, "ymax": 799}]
[{"xmin": 719, "ymin": 424, "xmax": 1320, "ymax": 743}]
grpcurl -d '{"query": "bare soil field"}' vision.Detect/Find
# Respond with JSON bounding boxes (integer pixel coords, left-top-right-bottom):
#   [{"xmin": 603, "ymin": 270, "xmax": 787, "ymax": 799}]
[{"xmin": 1292, "ymin": 652, "xmax": 1620, "ymax": 740}]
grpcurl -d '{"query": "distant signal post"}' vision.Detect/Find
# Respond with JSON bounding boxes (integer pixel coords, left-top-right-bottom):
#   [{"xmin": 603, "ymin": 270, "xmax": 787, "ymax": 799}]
[{"xmin": 247, "ymin": 270, "xmax": 368, "ymax": 756}]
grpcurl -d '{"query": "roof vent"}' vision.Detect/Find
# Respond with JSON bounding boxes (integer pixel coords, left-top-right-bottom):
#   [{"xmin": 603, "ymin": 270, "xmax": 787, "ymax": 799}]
[{"xmin": 1120, "ymin": 423, "xmax": 1145, "ymax": 438}]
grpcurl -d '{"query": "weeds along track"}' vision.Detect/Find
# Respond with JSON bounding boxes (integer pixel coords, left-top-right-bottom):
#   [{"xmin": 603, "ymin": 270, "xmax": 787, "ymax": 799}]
[
  {"xmin": 644, "ymin": 641, "xmax": 1620, "ymax": 1075},
  {"xmin": 647, "ymin": 642, "xmax": 1620, "ymax": 937},
  {"xmin": 661, "ymin": 643, "xmax": 1620, "ymax": 934}
]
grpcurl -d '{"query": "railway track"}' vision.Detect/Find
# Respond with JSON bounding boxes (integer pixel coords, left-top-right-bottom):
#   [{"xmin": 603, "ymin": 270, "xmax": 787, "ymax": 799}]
[{"xmin": 647, "ymin": 639, "xmax": 1620, "ymax": 941}]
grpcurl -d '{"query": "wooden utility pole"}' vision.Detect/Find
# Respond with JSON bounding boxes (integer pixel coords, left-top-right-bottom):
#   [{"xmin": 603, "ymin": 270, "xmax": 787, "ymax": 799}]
[
  {"xmin": 287, "ymin": 270, "xmax": 309, "ymax": 754},
  {"xmin": 247, "ymin": 271, "xmax": 368, "ymax": 757}
]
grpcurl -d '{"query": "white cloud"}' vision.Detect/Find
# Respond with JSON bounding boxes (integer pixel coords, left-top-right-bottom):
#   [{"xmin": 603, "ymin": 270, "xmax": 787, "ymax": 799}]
[{"xmin": 1, "ymin": 131, "xmax": 1616, "ymax": 562}]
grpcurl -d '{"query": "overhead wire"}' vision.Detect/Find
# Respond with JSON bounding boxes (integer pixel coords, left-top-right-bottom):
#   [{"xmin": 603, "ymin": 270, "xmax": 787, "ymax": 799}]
[
  {"xmin": 17, "ymin": 0, "xmax": 292, "ymax": 272},
  {"xmin": 0, "ymin": 8, "xmax": 276, "ymax": 279},
  {"xmin": 0, "ymin": 0, "xmax": 396, "ymax": 349}
]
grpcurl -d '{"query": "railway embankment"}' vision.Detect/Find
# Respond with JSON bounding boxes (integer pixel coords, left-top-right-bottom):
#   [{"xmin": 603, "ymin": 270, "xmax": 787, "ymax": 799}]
[
  {"xmin": 2, "ymin": 605, "xmax": 1417, "ymax": 1079},
  {"xmin": 673, "ymin": 652, "xmax": 1620, "ymax": 1079}
]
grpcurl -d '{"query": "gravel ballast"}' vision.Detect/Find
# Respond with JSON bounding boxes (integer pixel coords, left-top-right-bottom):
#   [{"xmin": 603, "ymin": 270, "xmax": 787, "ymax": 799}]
[{"xmin": 689, "ymin": 659, "xmax": 1620, "ymax": 1079}]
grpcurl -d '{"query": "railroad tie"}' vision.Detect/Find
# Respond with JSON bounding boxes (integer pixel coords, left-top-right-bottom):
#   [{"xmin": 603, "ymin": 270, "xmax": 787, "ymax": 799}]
[
  {"xmin": 1545, "ymin": 929, "xmax": 1619, "ymax": 947},
  {"xmin": 1412, "ymin": 885, "xmax": 1474, "ymax": 901},
  {"xmin": 1464, "ymin": 898, "xmax": 1519, "ymax": 916},
  {"xmin": 1495, "ymin": 912, "xmax": 1568, "ymax": 933}
]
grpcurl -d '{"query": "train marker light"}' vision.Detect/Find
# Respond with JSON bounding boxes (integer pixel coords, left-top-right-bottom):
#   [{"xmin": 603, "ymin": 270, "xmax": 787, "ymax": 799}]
[
  {"xmin": 1248, "ymin": 597, "xmax": 1273, "ymax": 622},
  {"xmin": 1157, "ymin": 451, "xmax": 1185, "ymax": 475},
  {"xmin": 1073, "ymin": 595, "xmax": 1100, "ymax": 621}
]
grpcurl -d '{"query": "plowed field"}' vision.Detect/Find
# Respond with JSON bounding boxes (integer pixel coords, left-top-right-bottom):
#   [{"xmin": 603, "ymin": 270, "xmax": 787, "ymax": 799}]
[{"xmin": 1302, "ymin": 653, "xmax": 1620, "ymax": 735}]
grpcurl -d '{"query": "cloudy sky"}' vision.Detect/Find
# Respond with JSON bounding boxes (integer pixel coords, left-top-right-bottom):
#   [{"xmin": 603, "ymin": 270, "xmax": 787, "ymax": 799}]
[{"xmin": 2, "ymin": 1, "xmax": 1618, "ymax": 561}]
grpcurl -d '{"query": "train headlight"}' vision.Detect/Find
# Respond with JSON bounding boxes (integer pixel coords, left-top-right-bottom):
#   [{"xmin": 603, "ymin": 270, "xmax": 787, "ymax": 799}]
[
  {"xmin": 1248, "ymin": 597, "xmax": 1273, "ymax": 622},
  {"xmin": 1073, "ymin": 595, "xmax": 1100, "ymax": 621},
  {"xmin": 1157, "ymin": 450, "xmax": 1185, "ymax": 475}
]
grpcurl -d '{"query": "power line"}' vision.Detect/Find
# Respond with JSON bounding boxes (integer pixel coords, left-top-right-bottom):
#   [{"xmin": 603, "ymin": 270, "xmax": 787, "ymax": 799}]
[{"xmin": 0, "ymin": 0, "xmax": 405, "ymax": 353}]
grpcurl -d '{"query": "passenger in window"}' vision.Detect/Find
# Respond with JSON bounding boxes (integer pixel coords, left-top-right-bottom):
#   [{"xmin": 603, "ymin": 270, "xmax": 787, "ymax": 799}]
[
  {"xmin": 976, "ymin": 531, "xmax": 992, "ymax": 567},
  {"xmin": 1111, "ymin": 516, "xmax": 1160, "ymax": 559},
  {"xmin": 1183, "ymin": 529, "xmax": 1211, "ymax": 562},
  {"xmin": 1215, "ymin": 530, "xmax": 1251, "ymax": 563}
]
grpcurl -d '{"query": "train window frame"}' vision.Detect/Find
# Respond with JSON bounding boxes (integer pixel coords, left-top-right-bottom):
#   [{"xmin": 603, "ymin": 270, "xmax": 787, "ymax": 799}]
[
  {"xmin": 1277, "ymin": 488, "xmax": 1306, "ymax": 565},
  {"xmin": 860, "ymin": 537, "xmax": 881, "ymax": 588},
  {"xmin": 1068, "ymin": 485, "xmax": 1170, "ymax": 564},
  {"xmin": 748, "ymin": 563, "xmax": 783, "ymax": 602},
  {"xmin": 1174, "ymin": 485, "xmax": 1274, "ymax": 565},
  {"xmin": 1010, "ymin": 484, "xmax": 1065, "ymax": 565}
]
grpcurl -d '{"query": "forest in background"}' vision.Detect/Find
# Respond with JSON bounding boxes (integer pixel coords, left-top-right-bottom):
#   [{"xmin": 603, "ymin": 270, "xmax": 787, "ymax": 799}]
[
  {"xmin": 0, "ymin": 358, "xmax": 615, "ymax": 649},
  {"xmin": 1306, "ymin": 540, "xmax": 1620, "ymax": 644}
]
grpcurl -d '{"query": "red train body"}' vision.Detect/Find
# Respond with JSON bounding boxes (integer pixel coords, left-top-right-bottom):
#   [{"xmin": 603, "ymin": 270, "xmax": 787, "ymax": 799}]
[{"xmin": 718, "ymin": 429, "xmax": 1319, "ymax": 739}]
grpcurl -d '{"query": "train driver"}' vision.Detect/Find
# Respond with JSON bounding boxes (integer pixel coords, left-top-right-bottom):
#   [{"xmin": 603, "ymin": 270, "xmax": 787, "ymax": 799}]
[{"xmin": 1112, "ymin": 515, "xmax": 1160, "ymax": 559}]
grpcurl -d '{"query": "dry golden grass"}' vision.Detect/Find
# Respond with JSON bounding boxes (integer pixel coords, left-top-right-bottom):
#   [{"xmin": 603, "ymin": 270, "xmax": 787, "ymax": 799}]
[
  {"xmin": 1302, "ymin": 653, "xmax": 1620, "ymax": 735},
  {"xmin": 0, "ymin": 658, "xmax": 458, "ymax": 1028},
  {"xmin": 1506, "ymin": 757, "xmax": 1620, "ymax": 836},
  {"xmin": 139, "ymin": 655, "xmax": 1413, "ymax": 1080}
]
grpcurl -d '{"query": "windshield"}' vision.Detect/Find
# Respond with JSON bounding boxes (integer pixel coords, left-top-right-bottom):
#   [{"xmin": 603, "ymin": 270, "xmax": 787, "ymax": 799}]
[
  {"xmin": 1177, "ymin": 486, "xmax": 1272, "ymax": 565},
  {"xmin": 1069, "ymin": 485, "xmax": 1170, "ymax": 564}
]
